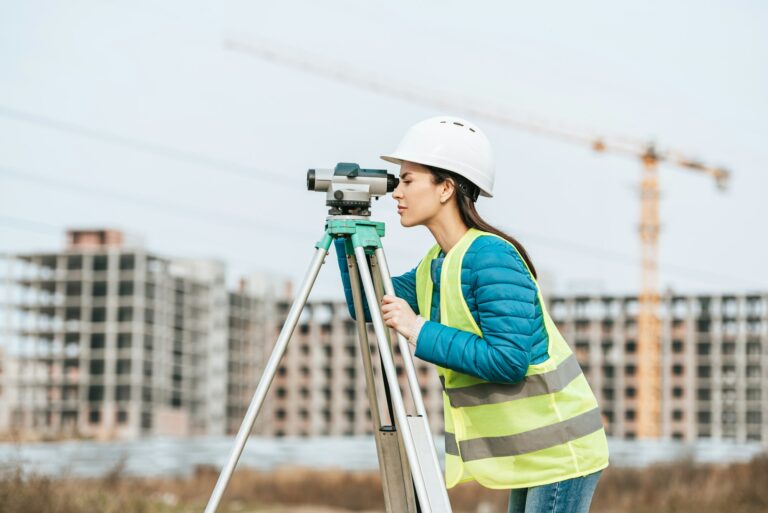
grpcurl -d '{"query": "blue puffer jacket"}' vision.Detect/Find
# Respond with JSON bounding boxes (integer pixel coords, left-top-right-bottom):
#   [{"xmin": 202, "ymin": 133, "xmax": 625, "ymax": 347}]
[{"xmin": 334, "ymin": 236, "xmax": 549, "ymax": 384}]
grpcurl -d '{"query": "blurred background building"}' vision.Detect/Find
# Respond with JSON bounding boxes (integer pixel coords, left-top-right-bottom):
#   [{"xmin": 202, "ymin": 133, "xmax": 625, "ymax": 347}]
[
  {"xmin": 1, "ymin": 228, "xmax": 765, "ymax": 447},
  {"xmin": 0, "ymin": 229, "xmax": 276, "ymax": 439},
  {"xmin": 550, "ymin": 293, "xmax": 767, "ymax": 443}
]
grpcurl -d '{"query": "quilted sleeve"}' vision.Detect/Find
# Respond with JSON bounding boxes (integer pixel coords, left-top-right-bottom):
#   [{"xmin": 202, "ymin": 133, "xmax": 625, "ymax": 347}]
[{"xmin": 413, "ymin": 237, "xmax": 537, "ymax": 384}]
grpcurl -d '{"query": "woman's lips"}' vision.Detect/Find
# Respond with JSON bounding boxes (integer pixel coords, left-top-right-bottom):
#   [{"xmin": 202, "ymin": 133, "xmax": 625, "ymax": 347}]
[{"xmin": 397, "ymin": 206, "xmax": 407, "ymax": 214}]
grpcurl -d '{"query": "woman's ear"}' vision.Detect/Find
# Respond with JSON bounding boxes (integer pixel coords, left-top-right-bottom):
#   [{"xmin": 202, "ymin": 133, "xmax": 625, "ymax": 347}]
[{"xmin": 440, "ymin": 179, "xmax": 456, "ymax": 204}]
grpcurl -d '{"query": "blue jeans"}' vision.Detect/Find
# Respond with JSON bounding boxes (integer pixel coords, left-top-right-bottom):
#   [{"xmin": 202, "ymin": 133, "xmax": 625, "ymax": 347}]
[{"xmin": 508, "ymin": 470, "xmax": 602, "ymax": 513}]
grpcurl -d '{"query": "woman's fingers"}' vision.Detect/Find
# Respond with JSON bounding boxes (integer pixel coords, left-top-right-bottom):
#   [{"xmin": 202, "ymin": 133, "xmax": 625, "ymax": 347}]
[
  {"xmin": 383, "ymin": 311, "xmax": 400, "ymax": 322},
  {"xmin": 381, "ymin": 294, "xmax": 405, "ymax": 307},
  {"xmin": 379, "ymin": 296, "xmax": 417, "ymax": 337},
  {"xmin": 381, "ymin": 298, "xmax": 404, "ymax": 312},
  {"xmin": 382, "ymin": 296, "xmax": 404, "ymax": 306},
  {"xmin": 382, "ymin": 310, "xmax": 400, "ymax": 324},
  {"xmin": 381, "ymin": 295, "xmax": 407, "ymax": 329},
  {"xmin": 381, "ymin": 306, "xmax": 402, "ymax": 316}
]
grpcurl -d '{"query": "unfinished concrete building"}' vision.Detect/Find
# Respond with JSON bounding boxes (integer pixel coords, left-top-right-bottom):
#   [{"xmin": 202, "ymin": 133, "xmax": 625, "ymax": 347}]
[
  {"xmin": 226, "ymin": 275, "xmax": 289, "ymax": 435},
  {"xmin": 550, "ymin": 292, "xmax": 768, "ymax": 444},
  {"xmin": 0, "ymin": 229, "xmax": 228, "ymax": 439},
  {"xmin": 2, "ymin": 230, "xmax": 766, "ymax": 446},
  {"xmin": 255, "ymin": 292, "xmax": 767, "ymax": 447},
  {"xmin": 252, "ymin": 299, "xmax": 442, "ymax": 437}
]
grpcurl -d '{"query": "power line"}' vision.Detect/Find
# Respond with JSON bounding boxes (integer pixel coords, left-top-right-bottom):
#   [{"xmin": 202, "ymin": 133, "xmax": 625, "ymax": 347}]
[
  {"xmin": 221, "ymin": 40, "xmax": 750, "ymax": 291},
  {"xmin": 512, "ymin": 229, "xmax": 761, "ymax": 289},
  {"xmin": 0, "ymin": 215, "xmax": 60, "ymax": 236},
  {"xmin": 0, "ymin": 214, "xmax": 286, "ymax": 272},
  {"xmin": 0, "ymin": 104, "xmax": 297, "ymax": 188},
  {"xmin": 3, "ymin": 210, "xmax": 761, "ymax": 291},
  {"xmin": 224, "ymin": 39, "xmax": 731, "ymax": 180},
  {"xmin": 1, "ymin": 166, "xmax": 759, "ymax": 289},
  {"xmin": 223, "ymin": 39, "xmax": 649, "ymax": 152},
  {"xmin": 0, "ymin": 45, "xmax": 746, "ymax": 290},
  {"xmin": 0, "ymin": 166, "xmax": 316, "ymax": 241}
]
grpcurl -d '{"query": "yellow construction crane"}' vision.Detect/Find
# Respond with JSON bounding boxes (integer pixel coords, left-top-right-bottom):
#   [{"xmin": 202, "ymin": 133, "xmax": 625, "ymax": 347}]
[
  {"xmin": 593, "ymin": 142, "xmax": 729, "ymax": 438},
  {"xmin": 225, "ymin": 39, "xmax": 732, "ymax": 438}
]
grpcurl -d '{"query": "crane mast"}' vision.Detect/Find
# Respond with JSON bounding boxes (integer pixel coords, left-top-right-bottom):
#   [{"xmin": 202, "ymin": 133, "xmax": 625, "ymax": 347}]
[{"xmin": 638, "ymin": 148, "xmax": 662, "ymax": 438}]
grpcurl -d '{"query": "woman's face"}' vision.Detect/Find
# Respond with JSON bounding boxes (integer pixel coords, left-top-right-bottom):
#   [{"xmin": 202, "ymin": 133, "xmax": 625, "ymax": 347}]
[{"xmin": 391, "ymin": 161, "xmax": 446, "ymax": 227}]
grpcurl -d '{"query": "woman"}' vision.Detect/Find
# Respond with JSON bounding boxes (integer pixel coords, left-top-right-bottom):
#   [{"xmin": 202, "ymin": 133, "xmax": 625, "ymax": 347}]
[{"xmin": 335, "ymin": 116, "xmax": 609, "ymax": 513}]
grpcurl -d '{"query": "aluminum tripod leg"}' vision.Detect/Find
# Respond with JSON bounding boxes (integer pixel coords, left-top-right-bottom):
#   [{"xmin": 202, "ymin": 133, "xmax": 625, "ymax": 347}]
[
  {"xmin": 203, "ymin": 245, "xmax": 329, "ymax": 513},
  {"xmin": 353, "ymin": 246, "xmax": 450, "ymax": 513},
  {"xmin": 375, "ymin": 248, "xmax": 452, "ymax": 512},
  {"xmin": 369, "ymin": 254, "xmax": 422, "ymax": 512},
  {"xmin": 348, "ymin": 254, "xmax": 416, "ymax": 513}
]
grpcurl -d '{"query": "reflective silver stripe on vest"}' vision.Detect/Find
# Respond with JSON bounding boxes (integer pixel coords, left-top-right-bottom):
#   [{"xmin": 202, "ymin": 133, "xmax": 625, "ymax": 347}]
[
  {"xmin": 445, "ymin": 431, "xmax": 459, "ymax": 456},
  {"xmin": 440, "ymin": 353, "xmax": 583, "ymax": 408},
  {"xmin": 444, "ymin": 407, "xmax": 603, "ymax": 461}
]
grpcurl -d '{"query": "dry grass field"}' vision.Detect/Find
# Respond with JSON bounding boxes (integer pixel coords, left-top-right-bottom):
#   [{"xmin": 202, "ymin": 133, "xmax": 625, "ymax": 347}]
[{"xmin": 1, "ymin": 455, "xmax": 767, "ymax": 513}]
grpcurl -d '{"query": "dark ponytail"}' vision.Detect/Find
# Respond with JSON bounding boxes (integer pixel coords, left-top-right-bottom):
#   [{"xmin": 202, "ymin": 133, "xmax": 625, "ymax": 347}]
[{"xmin": 426, "ymin": 165, "xmax": 538, "ymax": 279}]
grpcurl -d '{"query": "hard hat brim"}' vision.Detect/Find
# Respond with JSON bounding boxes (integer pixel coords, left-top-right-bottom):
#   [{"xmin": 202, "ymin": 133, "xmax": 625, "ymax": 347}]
[
  {"xmin": 380, "ymin": 155, "xmax": 402, "ymax": 166},
  {"xmin": 380, "ymin": 155, "xmax": 492, "ymax": 198}
]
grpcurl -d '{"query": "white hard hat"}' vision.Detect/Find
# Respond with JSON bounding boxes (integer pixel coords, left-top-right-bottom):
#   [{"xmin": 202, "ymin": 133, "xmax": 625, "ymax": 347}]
[{"xmin": 381, "ymin": 116, "xmax": 495, "ymax": 198}]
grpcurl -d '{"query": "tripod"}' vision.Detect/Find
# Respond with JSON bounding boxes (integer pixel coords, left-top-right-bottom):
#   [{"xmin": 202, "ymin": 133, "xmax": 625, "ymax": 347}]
[{"xmin": 204, "ymin": 216, "xmax": 452, "ymax": 513}]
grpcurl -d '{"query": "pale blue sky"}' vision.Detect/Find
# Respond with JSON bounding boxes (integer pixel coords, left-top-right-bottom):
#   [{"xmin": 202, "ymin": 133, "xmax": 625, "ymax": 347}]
[{"xmin": 1, "ymin": 0, "xmax": 766, "ymax": 299}]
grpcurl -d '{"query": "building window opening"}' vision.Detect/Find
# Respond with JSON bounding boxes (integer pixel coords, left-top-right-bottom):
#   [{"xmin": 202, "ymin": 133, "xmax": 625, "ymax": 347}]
[
  {"xmin": 119, "ymin": 254, "xmax": 135, "ymax": 270},
  {"xmin": 93, "ymin": 256, "xmax": 108, "ymax": 271},
  {"xmin": 92, "ymin": 282, "xmax": 108, "ymax": 297}
]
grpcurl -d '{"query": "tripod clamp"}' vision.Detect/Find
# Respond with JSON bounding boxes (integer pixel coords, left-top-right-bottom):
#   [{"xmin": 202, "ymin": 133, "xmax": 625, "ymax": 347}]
[{"xmin": 316, "ymin": 216, "xmax": 385, "ymax": 253}]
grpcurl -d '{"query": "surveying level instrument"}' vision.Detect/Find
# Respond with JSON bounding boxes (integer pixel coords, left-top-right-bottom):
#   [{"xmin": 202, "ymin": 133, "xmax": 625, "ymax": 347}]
[
  {"xmin": 204, "ymin": 163, "xmax": 452, "ymax": 513},
  {"xmin": 307, "ymin": 162, "xmax": 400, "ymax": 215}
]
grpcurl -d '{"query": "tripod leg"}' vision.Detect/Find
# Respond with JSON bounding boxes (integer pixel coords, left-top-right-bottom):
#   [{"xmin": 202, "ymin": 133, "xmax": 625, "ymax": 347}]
[
  {"xmin": 352, "ymin": 246, "xmax": 435, "ymax": 512},
  {"xmin": 370, "ymin": 254, "xmax": 397, "ymax": 423},
  {"xmin": 370, "ymin": 253, "xmax": 419, "ymax": 512},
  {"xmin": 375, "ymin": 247, "xmax": 452, "ymax": 512},
  {"xmin": 373, "ymin": 248, "xmax": 426, "ymax": 415},
  {"xmin": 347, "ymin": 253, "xmax": 383, "ymax": 428},
  {"xmin": 348, "ymin": 253, "xmax": 415, "ymax": 513},
  {"xmin": 203, "ymin": 245, "xmax": 330, "ymax": 513}
]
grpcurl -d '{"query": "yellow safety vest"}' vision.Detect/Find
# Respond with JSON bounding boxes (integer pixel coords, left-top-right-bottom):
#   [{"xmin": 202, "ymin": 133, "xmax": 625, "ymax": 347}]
[{"xmin": 415, "ymin": 228, "xmax": 609, "ymax": 489}]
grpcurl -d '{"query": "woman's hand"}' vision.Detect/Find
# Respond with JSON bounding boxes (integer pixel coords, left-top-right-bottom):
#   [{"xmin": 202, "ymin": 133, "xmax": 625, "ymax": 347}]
[{"xmin": 381, "ymin": 294, "xmax": 418, "ymax": 341}]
